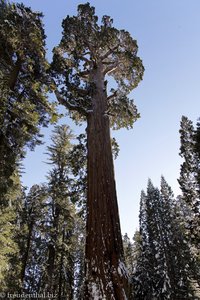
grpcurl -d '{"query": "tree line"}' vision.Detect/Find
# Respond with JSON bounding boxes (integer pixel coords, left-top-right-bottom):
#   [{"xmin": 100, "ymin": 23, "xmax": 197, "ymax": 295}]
[
  {"xmin": 123, "ymin": 116, "xmax": 200, "ymax": 299},
  {"xmin": 0, "ymin": 1, "xmax": 199, "ymax": 299}
]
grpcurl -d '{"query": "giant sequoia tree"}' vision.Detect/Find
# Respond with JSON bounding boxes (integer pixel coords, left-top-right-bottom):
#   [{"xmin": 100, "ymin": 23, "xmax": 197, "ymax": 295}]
[{"xmin": 52, "ymin": 3, "xmax": 144, "ymax": 298}]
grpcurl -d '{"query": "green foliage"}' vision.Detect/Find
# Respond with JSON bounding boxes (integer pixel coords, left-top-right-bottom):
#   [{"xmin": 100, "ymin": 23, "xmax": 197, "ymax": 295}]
[
  {"xmin": 0, "ymin": 0, "xmax": 57, "ymax": 197},
  {"xmin": 41, "ymin": 126, "xmax": 85, "ymax": 297},
  {"xmin": 0, "ymin": 2, "xmax": 58, "ymax": 289},
  {"xmin": 46, "ymin": 125, "xmax": 74, "ymax": 195},
  {"xmin": 52, "ymin": 2, "xmax": 144, "ymax": 129},
  {"xmin": 0, "ymin": 207, "xmax": 18, "ymax": 289},
  {"xmin": 15, "ymin": 126, "xmax": 86, "ymax": 297},
  {"xmin": 0, "ymin": 170, "xmax": 24, "ymax": 292},
  {"xmin": 20, "ymin": 184, "xmax": 50, "ymax": 293}
]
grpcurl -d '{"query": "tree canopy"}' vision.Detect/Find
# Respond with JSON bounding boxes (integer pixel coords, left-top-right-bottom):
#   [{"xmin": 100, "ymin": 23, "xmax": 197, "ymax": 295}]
[
  {"xmin": 0, "ymin": 0, "xmax": 56, "ymax": 196},
  {"xmin": 52, "ymin": 2, "xmax": 144, "ymax": 129}
]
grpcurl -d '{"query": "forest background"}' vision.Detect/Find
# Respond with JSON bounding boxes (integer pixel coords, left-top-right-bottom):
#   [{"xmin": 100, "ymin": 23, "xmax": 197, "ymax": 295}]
[
  {"xmin": 16, "ymin": 0, "xmax": 200, "ymax": 238},
  {"xmin": 1, "ymin": 0, "xmax": 200, "ymax": 298}
]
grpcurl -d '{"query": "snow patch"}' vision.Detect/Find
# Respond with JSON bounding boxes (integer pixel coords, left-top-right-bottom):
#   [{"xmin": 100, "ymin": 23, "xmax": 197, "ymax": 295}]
[
  {"xmin": 89, "ymin": 281, "xmax": 106, "ymax": 300},
  {"xmin": 118, "ymin": 261, "xmax": 128, "ymax": 278}
]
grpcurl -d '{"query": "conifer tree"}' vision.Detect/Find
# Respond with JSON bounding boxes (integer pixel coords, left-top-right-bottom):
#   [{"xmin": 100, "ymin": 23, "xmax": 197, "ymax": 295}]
[
  {"xmin": 160, "ymin": 177, "xmax": 198, "ymax": 299},
  {"xmin": 123, "ymin": 231, "xmax": 143, "ymax": 299},
  {"xmin": 134, "ymin": 179, "xmax": 198, "ymax": 299},
  {"xmin": 0, "ymin": 170, "xmax": 23, "ymax": 292},
  {"xmin": 41, "ymin": 125, "xmax": 82, "ymax": 298},
  {"xmin": 19, "ymin": 184, "xmax": 49, "ymax": 293},
  {"xmin": 122, "ymin": 233, "xmax": 135, "ymax": 276},
  {"xmin": 52, "ymin": 3, "xmax": 144, "ymax": 298},
  {"xmin": 67, "ymin": 133, "xmax": 87, "ymax": 217},
  {"xmin": 15, "ymin": 126, "xmax": 86, "ymax": 296},
  {"xmin": 178, "ymin": 116, "xmax": 200, "ymax": 253},
  {"xmin": 195, "ymin": 119, "xmax": 200, "ymax": 188},
  {"xmin": 133, "ymin": 188, "xmax": 155, "ymax": 299},
  {"xmin": 131, "ymin": 231, "xmax": 142, "ymax": 272},
  {"xmin": 23, "ymin": 125, "xmax": 84, "ymax": 299},
  {"xmin": 0, "ymin": 0, "xmax": 56, "ymax": 198},
  {"xmin": 0, "ymin": 2, "xmax": 57, "ymax": 291},
  {"xmin": 194, "ymin": 119, "xmax": 200, "ymax": 252}
]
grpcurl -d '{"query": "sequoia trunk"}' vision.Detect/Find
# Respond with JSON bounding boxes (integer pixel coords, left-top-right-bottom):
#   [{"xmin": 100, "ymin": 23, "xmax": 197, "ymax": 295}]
[{"xmin": 84, "ymin": 64, "xmax": 129, "ymax": 299}]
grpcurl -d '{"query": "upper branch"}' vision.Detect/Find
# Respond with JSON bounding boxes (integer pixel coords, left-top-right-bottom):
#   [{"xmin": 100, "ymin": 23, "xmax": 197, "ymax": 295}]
[
  {"xmin": 76, "ymin": 55, "xmax": 91, "ymax": 64},
  {"xmin": 72, "ymin": 86, "xmax": 89, "ymax": 97},
  {"xmin": 77, "ymin": 70, "xmax": 90, "ymax": 79},
  {"xmin": 100, "ymin": 44, "xmax": 119, "ymax": 61},
  {"xmin": 103, "ymin": 62, "xmax": 118, "ymax": 75},
  {"xmin": 54, "ymin": 89, "xmax": 88, "ymax": 116},
  {"xmin": 107, "ymin": 90, "xmax": 117, "ymax": 102}
]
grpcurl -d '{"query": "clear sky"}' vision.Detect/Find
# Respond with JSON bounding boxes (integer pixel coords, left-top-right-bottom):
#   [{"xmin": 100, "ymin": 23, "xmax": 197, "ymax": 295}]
[{"xmin": 14, "ymin": 0, "xmax": 200, "ymax": 238}]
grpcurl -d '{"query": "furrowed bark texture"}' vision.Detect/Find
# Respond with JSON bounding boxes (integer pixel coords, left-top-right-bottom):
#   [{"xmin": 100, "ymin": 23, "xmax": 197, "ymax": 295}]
[{"xmin": 84, "ymin": 64, "xmax": 129, "ymax": 299}]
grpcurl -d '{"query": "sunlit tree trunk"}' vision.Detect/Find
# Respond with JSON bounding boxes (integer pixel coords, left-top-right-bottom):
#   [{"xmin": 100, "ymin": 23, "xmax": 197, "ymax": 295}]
[{"xmin": 84, "ymin": 64, "xmax": 128, "ymax": 299}]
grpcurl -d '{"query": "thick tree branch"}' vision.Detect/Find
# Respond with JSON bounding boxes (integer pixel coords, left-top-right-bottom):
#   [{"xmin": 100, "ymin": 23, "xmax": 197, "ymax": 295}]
[
  {"xmin": 103, "ymin": 62, "xmax": 118, "ymax": 75},
  {"xmin": 77, "ymin": 70, "xmax": 90, "ymax": 78},
  {"xmin": 54, "ymin": 89, "xmax": 88, "ymax": 116},
  {"xmin": 68, "ymin": 85, "xmax": 89, "ymax": 97},
  {"xmin": 83, "ymin": 51, "xmax": 91, "ymax": 56},
  {"xmin": 83, "ymin": 41, "xmax": 96, "ymax": 58},
  {"xmin": 102, "ymin": 61, "xmax": 115, "ymax": 65},
  {"xmin": 100, "ymin": 44, "xmax": 119, "ymax": 61}
]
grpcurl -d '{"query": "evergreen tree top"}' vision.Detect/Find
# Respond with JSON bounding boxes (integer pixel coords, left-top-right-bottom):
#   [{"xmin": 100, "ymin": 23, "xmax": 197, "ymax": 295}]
[{"xmin": 52, "ymin": 2, "xmax": 144, "ymax": 129}]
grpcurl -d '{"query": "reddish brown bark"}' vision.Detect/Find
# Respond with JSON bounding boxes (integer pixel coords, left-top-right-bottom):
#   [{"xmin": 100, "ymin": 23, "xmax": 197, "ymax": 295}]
[{"xmin": 84, "ymin": 64, "xmax": 129, "ymax": 299}]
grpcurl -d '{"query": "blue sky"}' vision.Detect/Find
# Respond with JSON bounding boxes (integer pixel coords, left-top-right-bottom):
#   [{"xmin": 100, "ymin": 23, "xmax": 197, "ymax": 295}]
[{"xmin": 15, "ymin": 0, "xmax": 200, "ymax": 238}]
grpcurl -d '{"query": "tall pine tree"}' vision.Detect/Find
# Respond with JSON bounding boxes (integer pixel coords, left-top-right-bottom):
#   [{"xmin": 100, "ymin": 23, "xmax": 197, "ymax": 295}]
[
  {"xmin": 42, "ymin": 125, "xmax": 84, "ymax": 299},
  {"xmin": 0, "ymin": 0, "xmax": 56, "ymax": 198},
  {"xmin": 18, "ymin": 126, "xmax": 86, "ymax": 298},
  {"xmin": 178, "ymin": 116, "xmax": 200, "ymax": 255},
  {"xmin": 133, "ymin": 179, "xmax": 198, "ymax": 299},
  {"xmin": 0, "ymin": 170, "xmax": 23, "ymax": 292},
  {"xmin": 0, "ymin": 1, "xmax": 56, "ymax": 292}
]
